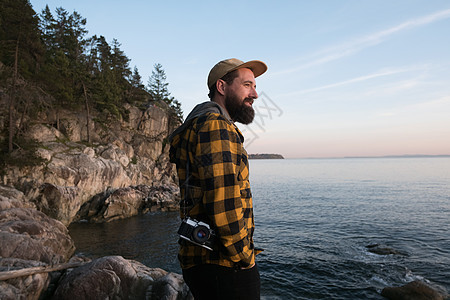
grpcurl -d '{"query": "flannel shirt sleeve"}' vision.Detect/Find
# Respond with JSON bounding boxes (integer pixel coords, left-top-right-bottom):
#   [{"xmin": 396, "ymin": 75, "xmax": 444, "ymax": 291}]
[{"xmin": 194, "ymin": 117, "xmax": 254, "ymax": 267}]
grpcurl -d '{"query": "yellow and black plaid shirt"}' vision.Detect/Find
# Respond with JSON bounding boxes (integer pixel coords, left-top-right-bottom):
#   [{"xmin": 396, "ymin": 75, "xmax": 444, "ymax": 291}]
[{"xmin": 169, "ymin": 109, "xmax": 256, "ymax": 269}]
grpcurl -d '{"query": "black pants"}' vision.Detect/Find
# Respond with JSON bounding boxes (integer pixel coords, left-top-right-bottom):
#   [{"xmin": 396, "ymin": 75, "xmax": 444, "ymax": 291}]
[{"xmin": 182, "ymin": 264, "xmax": 260, "ymax": 300}]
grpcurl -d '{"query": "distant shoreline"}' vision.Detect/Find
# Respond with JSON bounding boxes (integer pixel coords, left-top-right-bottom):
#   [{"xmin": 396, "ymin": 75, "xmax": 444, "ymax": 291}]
[
  {"xmin": 292, "ymin": 154, "xmax": 450, "ymax": 159},
  {"xmin": 248, "ymin": 154, "xmax": 285, "ymax": 159}
]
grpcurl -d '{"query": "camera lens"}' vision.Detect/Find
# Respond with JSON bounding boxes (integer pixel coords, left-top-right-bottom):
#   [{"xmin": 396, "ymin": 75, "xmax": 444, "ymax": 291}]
[{"xmin": 192, "ymin": 225, "xmax": 210, "ymax": 243}]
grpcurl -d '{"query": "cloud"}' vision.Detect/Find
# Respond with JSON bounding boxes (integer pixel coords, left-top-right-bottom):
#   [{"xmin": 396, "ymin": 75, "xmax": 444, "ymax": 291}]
[
  {"xmin": 282, "ymin": 65, "xmax": 424, "ymax": 97},
  {"xmin": 378, "ymin": 112, "xmax": 396, "ymax": 118},
  {"xmin": 407, "ymin": 95, "xmax": 450, "ymax": 111},
  {"xmin": 375, "ymin": 95, "xmax": 450, "ymax": 120},
  {"xmin": 273, "ymin": 8, "xmax": 450, "ymax": 76}
]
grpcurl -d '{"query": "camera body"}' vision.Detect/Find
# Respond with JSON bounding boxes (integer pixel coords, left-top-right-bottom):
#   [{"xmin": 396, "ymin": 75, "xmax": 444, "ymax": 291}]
[{"xmin": 178, "ymin": 217, "xmax": 215, "ymax": 251}]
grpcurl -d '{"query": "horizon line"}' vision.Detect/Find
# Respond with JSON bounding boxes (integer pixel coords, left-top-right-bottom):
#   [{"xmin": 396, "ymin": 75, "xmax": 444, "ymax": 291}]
[{"xmin": 288, "ymin": 154, "xmax": 450, "ymax": 159}]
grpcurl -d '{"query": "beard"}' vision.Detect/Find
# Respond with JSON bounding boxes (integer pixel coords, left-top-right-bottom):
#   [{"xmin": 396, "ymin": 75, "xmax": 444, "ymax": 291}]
[{"xmin": 225, "ymin": 93, "xmax": 255, "ymax": 125}]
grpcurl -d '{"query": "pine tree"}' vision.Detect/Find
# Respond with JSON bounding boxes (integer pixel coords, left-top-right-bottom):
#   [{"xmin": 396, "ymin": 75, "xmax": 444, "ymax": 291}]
[
  {"xmin": 0, "ymin": 0, "xmax": 44, "ymax": 152},
  {"xmin": 111, "ymin": 39, "xmax": 131, "ymax": 83},
  {"xmin": 147, "ymin": 63, "xmax": 183, "ymax": 124},
  {"xmin": 0, "ymin": 0, "xmax": 43, "ymax": 78},
  {"xmin": 130, "ymin": 66, "xmax": 144, "ymax": 89},
  {"xmin": 37, "ymin": 6, "xmax": 88, "ymax": 110},
  {"xmin": 126, "ymin": 66, "xmax": 149, "ymax": 105},
  {"xmin": 147, "ymin": 63, "xmax": 170, "ymax": 104}
]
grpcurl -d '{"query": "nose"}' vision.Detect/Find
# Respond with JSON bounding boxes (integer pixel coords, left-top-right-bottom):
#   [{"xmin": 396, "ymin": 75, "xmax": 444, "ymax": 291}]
[{"xmin": 250, "ymin": 86, "xmax": 258, "ymax": 99}]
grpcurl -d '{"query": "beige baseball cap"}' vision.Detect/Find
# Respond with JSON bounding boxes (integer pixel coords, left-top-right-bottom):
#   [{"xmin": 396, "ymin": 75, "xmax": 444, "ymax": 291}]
[{"xmin": 207, "ymin": 58, "xmax": 267, "ymax": 89}]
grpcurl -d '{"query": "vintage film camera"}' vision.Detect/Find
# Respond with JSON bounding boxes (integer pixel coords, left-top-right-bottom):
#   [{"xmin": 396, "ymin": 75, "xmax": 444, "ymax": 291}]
[{"xmin": 178, "ymin": 217, "xmax": 215, "ymax": 251}]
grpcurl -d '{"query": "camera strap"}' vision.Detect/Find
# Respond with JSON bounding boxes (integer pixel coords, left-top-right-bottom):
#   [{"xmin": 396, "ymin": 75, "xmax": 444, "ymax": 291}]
[
  {"xmin": 181, "ymin": 126, "xmax": 193, "ymax": 219},
  {"xmin": 183, "ymin": 152, "xmax": 190, "ymax": 218}
]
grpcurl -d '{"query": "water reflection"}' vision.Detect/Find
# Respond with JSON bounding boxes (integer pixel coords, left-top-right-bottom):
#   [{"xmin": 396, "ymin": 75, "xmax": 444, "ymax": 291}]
[{"xmin": 68, "ymin": 211, "xmax": 182, "ymax": 273}]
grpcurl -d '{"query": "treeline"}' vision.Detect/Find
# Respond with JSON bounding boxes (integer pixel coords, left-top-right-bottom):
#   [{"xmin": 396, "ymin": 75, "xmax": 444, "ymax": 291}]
[
  {"xmin": 248, "ymin": 154, "xmax": 284, "ymax": 159},
  {"xmin": 0, "ymin": 0, "xmax": 182, "ymax": 153}
]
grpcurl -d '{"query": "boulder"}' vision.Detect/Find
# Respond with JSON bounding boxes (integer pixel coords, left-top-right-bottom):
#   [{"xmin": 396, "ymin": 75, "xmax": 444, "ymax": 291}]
[
  {"xmin": 0, "ymin": 258, "xmax": 50, "ymax": 300},
  {"xmin": 366, "ymin": 244, "xmax": 401, "ymax": 255},
  {"xmin": 145, "ymin": 183, "xmax": 180, "ymax": 213},
  {"xmin": 150, "ymin": 272, "xmax": 193, "ymax": 300},
  {"xmin": 36, "ymin": 183, "xmax": 80, "ymax": 226},
  {"xmin": 90, "ymin": 186, "xmax": 146, "ymax": 222},
  {"xmin": 76, "ymin": 184, "xmax": 179, "ymax": 222},
  {"xmin": 26, "ymin": 124, "xmax": 64, "ymax": 142},
  {"xmin": 52, "ymin": 256, "xmax": 192, "ymax": 300},
  {"xmin": 0, "ymin": 208, "xmax": 75, "ymax": 264},
  {"xmin": 0, "ymin": 192, "xmax": 75, "ymax": 300},
  {"xmin": 0, "ymin": 185, "xmax": 35, "ymax": 210},
  {"xmin": 381, "ymin": 280, "xmax": 448, "ymax": 300}
]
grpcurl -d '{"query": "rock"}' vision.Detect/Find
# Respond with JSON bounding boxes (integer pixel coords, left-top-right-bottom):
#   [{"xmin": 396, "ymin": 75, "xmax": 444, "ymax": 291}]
[
  {"xmin": 2, "ymin": 103, "xmax": 180, "ymax": 225},
  {"xmin": 0, "ymin": 258, "xmax": 50, "ymax": 300},
  {"xmin": 366, "ymin": 244, "xmax": 401, "ymax": 255},
  {"xmin": 145, "ymin": 183, "xmax": 180, "ymax": 213},
  {"xmin": 26, "ymin": 124, "xmax": 64, "ymax": 142},
  {"xmin": 26, "ymin": 150, "xmax": 134, "ymax": 225},
  {"xmin": 52, "ymin": 256, "xmax": 137, "ymax": 299},
  {"xmin": 0, "ymin": 208, "xmax": 75, "ymax": 264},
  {"xmin": 100, "ymin": 144, "xmax": 130, "ymax": 167},
  {"xmin": 150, "ymin": 272, "xmax": 193, "ymax": 300},
  {"xmin": 132, "ymin": 134, "xmax": 164, "ymax": 161},
  {"xmin": 138, "ymin": 104, "xmax": 169, "ymax": 138},
  {"xmin": 91, "ymin": 186, "xmax": 146, "ymax": 222},
  {"xmin": 36, "ymin": 183, "xmax": 80, "ymax": 226},
  {"xmin": 76, "ymin": 184, "xmax": 179, "ymax": 222},
  {"xmin": 381, "ymin": 280, "xmax": 448, "ymax": 300},
  {"xmin": 52, "ymin": 256, "xmax": 192, "ymax": 300},
  {"xmin": 0, "ymin": 197, "xmax": 75, "ymax": 300},
  {"xmin": 0, "ymin": 185, "xmax": 35, "ymax": 210}
]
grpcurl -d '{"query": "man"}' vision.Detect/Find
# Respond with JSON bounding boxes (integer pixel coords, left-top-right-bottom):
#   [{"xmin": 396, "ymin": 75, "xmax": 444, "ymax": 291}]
[{"xmin": 169, "ymin": 58, "xmax": 267, "ymax": 299}]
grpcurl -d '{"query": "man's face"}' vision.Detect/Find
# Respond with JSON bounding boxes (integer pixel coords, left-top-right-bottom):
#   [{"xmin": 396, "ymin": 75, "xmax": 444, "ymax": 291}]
[{"xmin": 223, "ymin": 68, "xmax": 258, "ymax": 125}]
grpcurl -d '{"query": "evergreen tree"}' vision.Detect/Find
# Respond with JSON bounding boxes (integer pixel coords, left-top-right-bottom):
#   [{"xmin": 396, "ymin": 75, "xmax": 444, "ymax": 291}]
[
  {"xmin": 0, "ymin": 0, "xmax": 43, "ymax": 78},
  {"xmin": 111, "ymin": 39, "xmax": 131, "ymax": 83},
  {"xmin": 126, "ymin": 66, "xmax": 149, "ymax": 105},
  {"xmin": 0, "ymin": 2, "xmax": 183, "ymax": 151},
  {"xmin": 89, "ymin": 35, "xmax": 122, "ymax": 117},
  {"xmin": 147, "ymin": 63, "xmax": 170, "ymax": 103},
  {"xmin": 130, "ymin": 66, "xmax": 144, "ymax": 89},
  {"xmin": 170, "ymin": 98, "xmax": 184, "ymax": 123},
  {"xmin": 0, "ymin": 0, "xmax": 44, "ymax": 153},
  {"xmin": 147, "ymin": 63, "xmax": 183, "ymax": 124},
  {"xmin": 37, "ymin": 6, "xmax": 88, "ymax": 110},
  {"xmin": 39, "ymin": 5, "xmax": 54, "ymax": 51}
]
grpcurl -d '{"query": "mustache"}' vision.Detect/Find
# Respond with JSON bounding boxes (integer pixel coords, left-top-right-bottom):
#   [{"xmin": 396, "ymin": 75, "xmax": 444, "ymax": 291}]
[{"xmin": 244, "ymin": 98, "xmax": 255, "ymax": 105}]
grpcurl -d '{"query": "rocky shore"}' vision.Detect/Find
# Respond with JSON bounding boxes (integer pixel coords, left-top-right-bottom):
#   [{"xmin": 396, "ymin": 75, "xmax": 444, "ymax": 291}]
[
  {"xmin": 0, "ymin": 102, "xmax": 193, "ymax": 299},
  {"xmin": 0, "ymin": 187, "xmax": 191, "ymax": 299}
]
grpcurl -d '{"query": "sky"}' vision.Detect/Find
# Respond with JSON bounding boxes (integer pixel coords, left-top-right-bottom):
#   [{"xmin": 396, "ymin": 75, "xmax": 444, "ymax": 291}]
[{"xmin": 29, "ymin": 0, "xmax": 450, "ymax": 158}]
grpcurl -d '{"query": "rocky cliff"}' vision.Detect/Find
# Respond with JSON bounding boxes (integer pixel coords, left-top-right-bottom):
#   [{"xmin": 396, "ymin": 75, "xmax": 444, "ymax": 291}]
[
  {"xmin": 0, "ymin": 98, "xmax": 190, "ymax": 298},
  {"xmin": 1, "ymin": 101, "xmax": 180, "ymax": 226}
]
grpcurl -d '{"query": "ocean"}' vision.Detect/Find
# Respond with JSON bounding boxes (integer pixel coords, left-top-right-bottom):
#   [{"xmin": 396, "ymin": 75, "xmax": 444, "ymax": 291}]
[{"xmin": 69, "ymin": 157, "xmax": 450, "ymax": 299}]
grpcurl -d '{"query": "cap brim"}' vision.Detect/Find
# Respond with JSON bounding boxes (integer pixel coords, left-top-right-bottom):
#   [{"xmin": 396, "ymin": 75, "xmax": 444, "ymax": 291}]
[{"xmin": 230, "ymin": 60, "xmax": 268, "ymax": 78}]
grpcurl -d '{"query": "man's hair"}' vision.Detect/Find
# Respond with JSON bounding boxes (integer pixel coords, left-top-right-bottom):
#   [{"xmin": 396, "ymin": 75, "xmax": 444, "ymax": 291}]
[{"xmin": 208, "ymin": 69, "xmax": 240, "ymax": 100}]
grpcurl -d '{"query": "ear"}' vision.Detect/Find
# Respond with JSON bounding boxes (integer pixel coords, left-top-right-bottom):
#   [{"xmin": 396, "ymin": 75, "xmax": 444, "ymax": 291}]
[{"xmin": 216, "ymin": 79, "xmax": 226, "ymax": 96}]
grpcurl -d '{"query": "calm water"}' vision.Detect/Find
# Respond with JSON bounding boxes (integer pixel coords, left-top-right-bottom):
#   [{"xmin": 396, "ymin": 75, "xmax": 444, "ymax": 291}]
[{"xmin": 69, "ymin": 157, "xmax": 450, "ymax": 299}]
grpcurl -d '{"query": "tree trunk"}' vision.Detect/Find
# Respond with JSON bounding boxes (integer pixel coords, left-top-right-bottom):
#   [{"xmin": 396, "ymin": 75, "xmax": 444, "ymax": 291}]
[
  {"xmin": 0, "ymin": 261, "xmax": 87, "ymax": 281},
  {"xmin": 8, "ymin": 39, "xmax": 20, "ymax": 153},
  {"xmin": 82, "ymin": 82, "xmax": 91, "ymax": 144}
]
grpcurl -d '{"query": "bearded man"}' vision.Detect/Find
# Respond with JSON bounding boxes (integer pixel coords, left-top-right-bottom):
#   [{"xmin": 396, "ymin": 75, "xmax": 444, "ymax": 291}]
[{"xmin": 169, "ymin": 58, "xmax": 267, "ymax": 299}]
